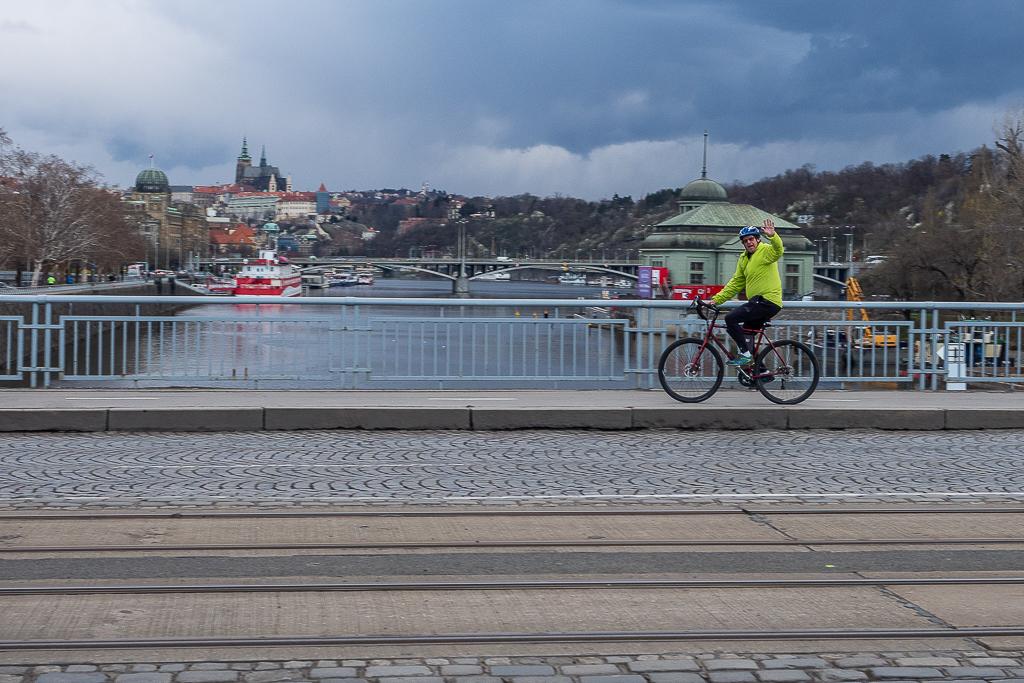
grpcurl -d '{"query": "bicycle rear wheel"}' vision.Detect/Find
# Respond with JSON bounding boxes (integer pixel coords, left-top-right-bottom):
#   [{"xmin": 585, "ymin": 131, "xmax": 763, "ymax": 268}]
[
  {"xmin": 658, "ymin": 338, "xmax": 724, "ymax": 403},
  {"xmin": 755, "ymin": 339, "xmax": 820, "ymax": 405}
]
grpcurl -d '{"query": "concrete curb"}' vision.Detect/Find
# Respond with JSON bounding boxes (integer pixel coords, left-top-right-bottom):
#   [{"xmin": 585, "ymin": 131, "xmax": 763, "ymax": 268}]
[
  {"xmin": 632, "ymin": 408, "xmax": 787, "ymax": 430},
  {"xmin": 0, "ymin": 406, "xmax": 1019, "ymax": 432},
  {"xmin": 265, "ymin": 407, "xmax": 471, "ymax": 430},
  {"xmin": 106, "ymin": 408, "xmax": 264, "ymax": 432},
  {"xmin": 944, "ymin": 408, "xmax": 1024, "ymax": 429},
  {"xmin": 471, "ymin": 407, "xmax": 632, "ymax": 430},
  {"xmin": 787, "ymin": 408, "xmax": 946, "ymax": 430},
  {"xmin": 0, "ymin": 409, "xmax": 107, "ymax": 432}
]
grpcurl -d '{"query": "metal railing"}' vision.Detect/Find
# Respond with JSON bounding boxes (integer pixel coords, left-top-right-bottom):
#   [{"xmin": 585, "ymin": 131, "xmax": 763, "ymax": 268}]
[{"xmin": 1, "ymin": 295, "xmax": 1021, "ymax": 390}]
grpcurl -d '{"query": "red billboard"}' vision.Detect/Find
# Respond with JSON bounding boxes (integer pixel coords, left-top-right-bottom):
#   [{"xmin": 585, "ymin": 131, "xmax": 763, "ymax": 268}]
[{"xmin": 670, "ymin": 284, "xmax": 724, "ymax": 301}]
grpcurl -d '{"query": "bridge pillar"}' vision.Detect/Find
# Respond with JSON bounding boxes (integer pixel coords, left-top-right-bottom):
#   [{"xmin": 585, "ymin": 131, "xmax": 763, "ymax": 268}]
[{"xmin": 453, "ymin": 275, "xmax": 470, "ymax": 297}]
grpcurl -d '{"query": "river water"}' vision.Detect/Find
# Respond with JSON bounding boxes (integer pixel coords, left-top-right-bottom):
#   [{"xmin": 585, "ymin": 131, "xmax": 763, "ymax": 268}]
[{"xmin": 58, "ymin": 278, "xmax": 645, "ymax": 389}]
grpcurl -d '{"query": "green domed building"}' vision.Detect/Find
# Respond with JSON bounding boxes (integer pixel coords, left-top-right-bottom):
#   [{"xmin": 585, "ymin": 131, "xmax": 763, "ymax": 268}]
[
  {"xmin": 639, "ymin": 138, "xmax": 814, "ymax": 299},
  {"xmin": 123, "ymin": 162, "xmax": 207, "ymax": 270},
  {"xmin": 134, "ymin": 168, "xmax": 170, "ymax": 194}
]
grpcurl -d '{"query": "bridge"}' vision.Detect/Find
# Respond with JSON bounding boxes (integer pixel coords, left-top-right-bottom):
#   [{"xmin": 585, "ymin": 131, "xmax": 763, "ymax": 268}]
[
  {"xmin": 200, "ymin": 257, "xmax": 642, "ymax": 294},
  {"xmin": 199, "ymin": 256, "xmax": 866, "ymax": 297}
]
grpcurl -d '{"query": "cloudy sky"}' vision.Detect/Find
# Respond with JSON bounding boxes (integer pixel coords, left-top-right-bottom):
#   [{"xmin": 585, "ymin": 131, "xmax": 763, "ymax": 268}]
[{"xmin": 2, "ymin": 0, "xmax": 1022, "ymax": 200}]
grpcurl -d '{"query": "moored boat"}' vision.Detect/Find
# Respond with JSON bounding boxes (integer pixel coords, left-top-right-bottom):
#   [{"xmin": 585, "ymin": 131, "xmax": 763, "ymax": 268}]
[
  {"xmin": 301, "ymin": 272, "xmax": 329, "ymax": 289},
  {"xmin": 233, "ymin": 250, "xmax": 302, "ymax": 297},
  {"xmin": 327, "ymin": 271, "xmax": 358, "ymax": 287},
  {"xmin": 558, "ymin": 273, "xmax": 587, "ymax": 285},
  {"xmin": 204, "ymin": 277, "xmax": 237, "ymax": 295}
]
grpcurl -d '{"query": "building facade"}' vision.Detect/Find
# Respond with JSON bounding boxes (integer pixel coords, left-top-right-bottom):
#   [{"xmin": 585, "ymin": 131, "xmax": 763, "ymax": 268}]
[
  {"xmin": 639, "ymin": 175, "xmax": 814, "ymax": 299},
  {"xmin": 275, "ymin": 192, "xmax": 317, "ymax": 220},
  {"xmin": 225, "ymin": 193, "xmax": 281, "ymax": 221},
  {"xmin": 123, "ymin": 167, "xmax": 208, "ymax": 270}
]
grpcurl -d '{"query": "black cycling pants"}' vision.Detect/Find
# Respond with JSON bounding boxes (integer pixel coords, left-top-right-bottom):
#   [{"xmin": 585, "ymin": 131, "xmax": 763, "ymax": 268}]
[{"xmin": 724, "ymin": 295, "xmax": 781, "ymax": 353}]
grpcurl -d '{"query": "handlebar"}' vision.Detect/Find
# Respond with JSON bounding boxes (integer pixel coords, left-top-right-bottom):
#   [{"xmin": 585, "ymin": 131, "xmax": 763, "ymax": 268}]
[{"xmin": 690, "ymin": 296, "xmax": 720, "ymax": 320}]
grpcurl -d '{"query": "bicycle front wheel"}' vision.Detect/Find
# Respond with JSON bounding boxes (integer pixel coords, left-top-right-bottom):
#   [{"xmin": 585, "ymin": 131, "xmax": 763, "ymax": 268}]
[
  {"xmin": 755, "ymin": 339, "xmax": 820, "ymax": 405},
  {"xmin": 658, "ymin": 338, "xmax": 724, "ymax": 403}
]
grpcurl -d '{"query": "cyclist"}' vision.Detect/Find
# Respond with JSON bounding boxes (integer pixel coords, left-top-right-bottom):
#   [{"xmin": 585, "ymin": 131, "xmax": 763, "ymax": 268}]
[{"xmin": 710, "ymin": 218, "xmax": 784, "ymax": 366}]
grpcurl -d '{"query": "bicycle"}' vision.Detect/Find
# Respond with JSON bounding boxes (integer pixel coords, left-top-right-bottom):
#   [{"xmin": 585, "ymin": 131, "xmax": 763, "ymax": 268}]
[{"xmin": 657, "ymin": 297, "xmax": 820, "ymax": 404}]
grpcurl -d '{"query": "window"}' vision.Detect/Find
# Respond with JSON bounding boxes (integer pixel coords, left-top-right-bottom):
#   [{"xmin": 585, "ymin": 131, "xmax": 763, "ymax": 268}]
[
  {"xmin": 785, "ymin": 263, "xmax": 800, "ymax": 294},
  {"xmin": 689, "ymin": 260, "xmax": 705, "ymax": 285},
  {"xmin": 650, "ymin": 259, "xmax": 664, "ymax": 268}
]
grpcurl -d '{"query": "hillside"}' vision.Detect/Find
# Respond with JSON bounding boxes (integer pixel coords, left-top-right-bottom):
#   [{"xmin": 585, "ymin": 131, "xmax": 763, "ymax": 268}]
[{"xmin": 344, "ymin": 122, "xmax": 1022, "ymax": 301}]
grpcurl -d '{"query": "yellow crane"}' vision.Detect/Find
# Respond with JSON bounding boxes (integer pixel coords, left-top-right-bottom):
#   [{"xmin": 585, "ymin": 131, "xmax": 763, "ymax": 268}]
[{"xmin": 845, "ymin": 277, "xmax": 898, "ymax": 347}]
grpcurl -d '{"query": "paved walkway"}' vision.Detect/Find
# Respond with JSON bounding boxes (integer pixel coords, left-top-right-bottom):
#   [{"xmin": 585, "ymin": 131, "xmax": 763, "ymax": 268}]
[{"xmin": 0, "ymin": 389, "xmax": 1021, "ymax": 432}]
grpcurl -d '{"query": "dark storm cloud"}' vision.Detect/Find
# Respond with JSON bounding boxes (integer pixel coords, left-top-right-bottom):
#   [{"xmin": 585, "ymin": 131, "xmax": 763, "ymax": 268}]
[
  {"xmin": 707, "ymin": 0, "xmax": 1024, "ymax": 138},
  {"xmin": 2, "ymin": 0, "xmax": 1022, "ymax": 198}
]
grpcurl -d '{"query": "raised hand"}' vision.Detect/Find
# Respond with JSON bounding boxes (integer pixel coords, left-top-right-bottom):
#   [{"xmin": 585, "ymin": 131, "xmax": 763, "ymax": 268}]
[{"xmin": 761, "ymin": 218, "xmax": 776, "ymax": 237}]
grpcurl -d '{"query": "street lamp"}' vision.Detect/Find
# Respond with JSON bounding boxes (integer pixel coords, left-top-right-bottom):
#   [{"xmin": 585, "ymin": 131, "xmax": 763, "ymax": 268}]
[{"xmin": 456, "ymin": 219, "xmax": 467, "ymax": 277}]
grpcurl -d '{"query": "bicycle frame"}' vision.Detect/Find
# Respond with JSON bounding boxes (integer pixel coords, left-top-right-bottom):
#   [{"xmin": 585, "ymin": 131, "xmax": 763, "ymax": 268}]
[
  {"xmin": 690, "ymin": 301, "xmax": 781, "ymax": 381},
  {"xmin": 659, "ymin": 297, "xmax": 820, "ymax": 405}
]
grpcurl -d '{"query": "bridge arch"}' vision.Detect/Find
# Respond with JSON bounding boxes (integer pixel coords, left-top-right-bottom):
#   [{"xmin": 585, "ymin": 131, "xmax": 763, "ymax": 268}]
[
  {"xmin": 375, "ymin": 265, "xmax": 456, "ymax": 281},
  {"xmin": 468, "ymin": 264, "xmax": 636, "ymax": 280}
]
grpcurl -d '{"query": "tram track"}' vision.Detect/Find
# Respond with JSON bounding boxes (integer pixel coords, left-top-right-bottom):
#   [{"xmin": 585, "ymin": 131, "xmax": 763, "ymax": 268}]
[
  {"xmin": 4, "ymin": 575, "xmax": 1024, "ymax": 652},
  {"xmin": 4, "ymin": 626, "xmax": 1024, "ymax": 651},
  {"xmin": 4, "ymin": 575, "xmax": 1024, "ymax": 595},
  {"xmin": 4, "ymin": 505, "xmax": 1024, "ymax": 553},
  {"xmin": 5, "ymin": 536, "xmax": 1024, "ymax": 553},
  {"xmin": 4, "ymin": 504, "xmax": 1024, "ymax": 657},
  {"xmin": 3, "ymin": 505, "xmax": 1024, "ymax": 520}
]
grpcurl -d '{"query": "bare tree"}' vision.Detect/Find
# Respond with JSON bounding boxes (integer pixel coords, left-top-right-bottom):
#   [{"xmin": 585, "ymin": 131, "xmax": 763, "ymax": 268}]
[{"xmin": 0, "ymin": 134, "xmax": 143, "ymax": 284}]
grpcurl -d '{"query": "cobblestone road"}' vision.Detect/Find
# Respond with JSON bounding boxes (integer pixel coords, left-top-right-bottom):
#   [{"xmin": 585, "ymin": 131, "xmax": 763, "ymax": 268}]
[
  {"xmin": 2, "ymin": 429, "xmax": 1024, "ymax": 508},
  {"xmin": 4, "ymin": 652, "xmax": 1024, "ymax": 683}
]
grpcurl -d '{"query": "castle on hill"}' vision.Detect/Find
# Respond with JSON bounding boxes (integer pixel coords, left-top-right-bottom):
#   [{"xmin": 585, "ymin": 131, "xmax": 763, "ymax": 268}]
[{"xmin": 234, "ymin": 138, "xmax": 291, "ymax": 192}]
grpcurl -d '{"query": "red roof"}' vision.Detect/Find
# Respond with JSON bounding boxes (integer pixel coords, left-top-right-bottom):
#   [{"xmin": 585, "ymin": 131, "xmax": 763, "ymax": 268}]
[
  {"xmin": 278, "ymin": 192, "xmax": 316, "ymax": 202},
  {"xmin": 234, "ymin": 191, "xmax": 284, "ymax": 199},
  {"xmin": 209, "ymin": 224, "xmax": 258, "ymax": 246},
  {"xmin": 194, "ymin": 183, "xmax": 244, "ymax": 194}
]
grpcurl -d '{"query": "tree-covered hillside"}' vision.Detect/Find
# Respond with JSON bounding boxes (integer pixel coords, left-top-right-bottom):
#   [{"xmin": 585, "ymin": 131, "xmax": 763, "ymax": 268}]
[{"xmin": 352, "ymin": 110, "xmax": 1024, "ymax": 301}]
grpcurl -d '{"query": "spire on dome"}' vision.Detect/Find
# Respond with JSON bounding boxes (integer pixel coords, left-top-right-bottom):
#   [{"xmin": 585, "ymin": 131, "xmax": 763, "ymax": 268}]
[
  {"xmin": 318, "ymin": 182, "xmax": 328, "ymax": 192},
  {"xmin": 260, "ymin": 145, "xmax": 267, "ymax": 167},
  {"xmin": 701, "ymin": 130, "xmax": 708, "ymax": 179},
  {"xmin": 678, "ymin": 131, "xmax": 727, "ymax": 206},
  {"xmin": 239, "ymin": 137, "xmax": 251, "ymax": 161}
]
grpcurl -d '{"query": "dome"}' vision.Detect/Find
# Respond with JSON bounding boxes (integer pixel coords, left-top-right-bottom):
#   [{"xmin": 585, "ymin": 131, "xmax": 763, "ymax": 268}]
[
  {"xmin": 680, "ymin": 177, "xmax": 727, "ymax": 202},
  {"xmin": 135, "ymin": 168, "xmax": 169, "ymax": 193}
]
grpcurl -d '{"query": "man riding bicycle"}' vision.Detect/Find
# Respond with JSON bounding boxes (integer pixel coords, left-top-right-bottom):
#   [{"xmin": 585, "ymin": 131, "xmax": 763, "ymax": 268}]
[{"xmin": 710, "ymin": 218, "xmax": 784, "ymax": 366}]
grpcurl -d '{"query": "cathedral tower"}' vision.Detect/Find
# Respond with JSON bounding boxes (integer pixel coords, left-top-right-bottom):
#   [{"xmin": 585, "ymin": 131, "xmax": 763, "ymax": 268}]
[{"xmin": 235, "ymin": 137, "xmax": 252, "ymax": 185}]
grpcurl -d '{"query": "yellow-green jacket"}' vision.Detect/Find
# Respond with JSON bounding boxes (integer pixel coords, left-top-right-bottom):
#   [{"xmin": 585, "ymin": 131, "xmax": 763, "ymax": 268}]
[{"xmin": 711, "ymin": 232, "xmax": 784, "ymax": 307}]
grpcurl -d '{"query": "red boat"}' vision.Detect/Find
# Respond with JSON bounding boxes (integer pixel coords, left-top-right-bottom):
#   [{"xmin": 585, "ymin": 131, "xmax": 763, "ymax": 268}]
[
  {"xmin": 233, "ymin": 250, "xmax": 302, "ymax": 297},
  {"xmin": 202, "ymin": 277, "xmax": 237, "ymax": 296}
]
